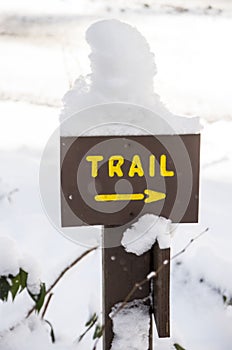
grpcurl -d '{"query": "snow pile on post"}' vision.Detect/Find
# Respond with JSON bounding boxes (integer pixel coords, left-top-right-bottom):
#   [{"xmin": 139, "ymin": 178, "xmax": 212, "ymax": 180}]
[
  {"xmin": 122, "ymin": 214, "xmax": 172, "ymax": 256},
  {"xmin": 60, "ymin": 19, "xmax": 200, "ymax": 135},
  {"xmin": 109, "ymin": 299, "xmax": 150, "ymax": 350}
]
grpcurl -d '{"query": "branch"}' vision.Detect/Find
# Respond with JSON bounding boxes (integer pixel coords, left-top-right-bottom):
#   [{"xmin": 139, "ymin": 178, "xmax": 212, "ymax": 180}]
[
  {"xmin": 47, "ymin": 246, "xmax": 98, "ymax": 294},
  {"xmin": 171, "ymin": 228, "xmax": 209, "ymax": 261},
  {"xmin": 41, "ymin": 293, "xmax": 53, "ymax": 319},
  {"xmin": 114, "ymin": 227, "xmax": 209, "ymax": 319},
  {"xmin": 26, "ymin": 246, "xmax": 98, "ymax": 318}
]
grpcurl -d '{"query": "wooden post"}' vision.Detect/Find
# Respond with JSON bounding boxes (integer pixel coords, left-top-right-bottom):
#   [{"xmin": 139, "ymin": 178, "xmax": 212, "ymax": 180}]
[
  {"xmin": 102, "ymin": 226, "xmax": 153, "ymax": 350},
  {"xmin": 152, "ymin": 242, "xmax": 170, "ymax": 337}
]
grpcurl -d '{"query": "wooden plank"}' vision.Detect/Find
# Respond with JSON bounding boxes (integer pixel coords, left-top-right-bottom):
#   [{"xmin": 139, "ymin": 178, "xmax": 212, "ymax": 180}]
[
  {"xmin": 103, "ymin": 226, "xmax": 153, "ymax": 350},
  {"xmin": 152, "ymin": 243, "xmax": 170, "ymax": 337},
  {"xmin": 60, "ymin": 134, "xmax": 200, "ymax": 227}
]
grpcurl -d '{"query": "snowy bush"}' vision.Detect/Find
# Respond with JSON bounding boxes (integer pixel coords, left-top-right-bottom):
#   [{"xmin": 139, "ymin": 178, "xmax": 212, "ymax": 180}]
[
  {"xmin": 0, "ymin": 236, "xmax": 102, "ymax": 349},
  {"xmin": 0, "ymin": 237, "xmax": 46, "ymax": 311}
]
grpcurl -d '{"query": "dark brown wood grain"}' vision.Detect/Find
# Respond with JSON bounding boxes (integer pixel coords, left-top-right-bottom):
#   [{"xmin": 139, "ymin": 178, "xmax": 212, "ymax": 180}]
[
  {"xmin": 60, "ymin": 134, "xmax": 200, "ymax": 227},
  {"xmin": 152, "ymin": 243, "xmax": 170, "ymax": 337},
  {"xmin": 103, "ymin": 226, "xmax": 153, "ymax": 350}
]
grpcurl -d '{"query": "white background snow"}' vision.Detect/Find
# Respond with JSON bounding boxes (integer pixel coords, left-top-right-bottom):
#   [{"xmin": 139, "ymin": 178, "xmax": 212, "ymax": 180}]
[{"xmin": 0, "ymin": 0, "xmax": 232, "ymax": 349}]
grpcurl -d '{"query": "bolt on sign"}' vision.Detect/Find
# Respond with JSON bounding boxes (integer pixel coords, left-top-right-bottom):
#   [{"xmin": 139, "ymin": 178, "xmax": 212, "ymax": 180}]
[{"xmin": 60, "ymin": 134, "xmax": 200, "ymax": 227}]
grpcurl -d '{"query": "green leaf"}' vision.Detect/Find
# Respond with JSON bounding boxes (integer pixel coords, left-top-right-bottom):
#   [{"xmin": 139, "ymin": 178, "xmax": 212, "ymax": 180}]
[
  {"xmin": 93, "ymin": 324, "xmax": 103, "ymax": 340},
  {"xmin": 35, "ymin": 283, "xmax": 46, "ymax": 312},
  {"xmin": 79, "ymin": 313, "xmax": 98, "ymax": 342},
  {"xmin": 10, "ymin": 274, "xmax": 21, "ymax": 300},
  {"xmin": 0, "ymin": 277, "xmax": 11, "ymax": 301},
  {"xmin": 85, "ymin": 313, "xmax": 98, "ymax": 327},
  {"xmin": 174, "ymin": 344, "xmax": 186, "ymax": 350},
  {"xmin": 28, "ymin": 283, "xmax": 46, "ymax": 313},
  {"xmin": 19, "ymin": 269, "xmax": 28, "ymax": 292}
]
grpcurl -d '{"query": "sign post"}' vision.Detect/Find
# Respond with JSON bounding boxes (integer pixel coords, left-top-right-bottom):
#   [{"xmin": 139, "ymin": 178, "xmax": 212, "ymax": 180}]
[
  {"xmin": 103, "ymin": 225, "xmax": 153, "ymax": 349},
  {"xmin": 153, "ymin": 243, "xmax": 170, "ymax": 338},
  {"xmin": 60, "ymin": 133, "xmax": 200, "ymax": 349}
]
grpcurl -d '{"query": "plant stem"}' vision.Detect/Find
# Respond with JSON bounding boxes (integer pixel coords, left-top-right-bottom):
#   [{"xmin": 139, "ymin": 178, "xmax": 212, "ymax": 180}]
[
  {"xmin": 26, "ymin": 246, "xmax": 98, "ymax": 318},
  {"xmin": 41, "ymin": 293, "xmax": 53, "ymax": 319}
]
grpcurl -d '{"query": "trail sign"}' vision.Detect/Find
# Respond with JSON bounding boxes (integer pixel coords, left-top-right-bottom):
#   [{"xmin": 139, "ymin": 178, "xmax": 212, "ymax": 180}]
[
  {"xmin": 59, "ymin": 130, "xmax": 200, "ymax": 349},
  {"xmin": 61, "ymin": 134, "xmax": 200, "ymax": 228}
]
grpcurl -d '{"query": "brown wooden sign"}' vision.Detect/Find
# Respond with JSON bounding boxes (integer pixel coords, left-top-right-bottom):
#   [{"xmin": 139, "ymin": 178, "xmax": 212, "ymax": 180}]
[
  {"xmin": 60, "ymin": 134, "xmax": 200, "ymax": 227},
  {"xmin": 60, "ymin": 133, "xmax": 200, "ymax": 349}
]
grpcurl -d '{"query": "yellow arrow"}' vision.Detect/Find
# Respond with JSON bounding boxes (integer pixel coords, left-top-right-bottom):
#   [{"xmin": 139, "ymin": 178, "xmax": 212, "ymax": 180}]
[
  {"xmin": 95, "ymin": 189, "xmax": 166, "ymax": 204},
  {"xmin": 143, "ymin": 189, "xmax": 166, "ymax": 203}
]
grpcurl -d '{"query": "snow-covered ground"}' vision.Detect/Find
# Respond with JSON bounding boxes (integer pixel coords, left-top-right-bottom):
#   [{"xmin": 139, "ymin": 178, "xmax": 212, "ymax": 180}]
[
  {"xmin": 0, "ymin": 1, "xmax": 232, "ymax": 349},
  {"xmin": 0, "ymin": 0, "xmax": 232, "ymax": 121}
]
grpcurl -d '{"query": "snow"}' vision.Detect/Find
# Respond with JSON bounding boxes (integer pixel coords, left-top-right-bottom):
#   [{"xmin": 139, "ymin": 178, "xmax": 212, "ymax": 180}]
[
  {"xmin": 122, "ymin": 214, "xmax": 172, "ymax": 255},
  {"xmin": 0, "ymin": 179, "xmax": 17, "ymax": 203},
  {"xmin": 154, "ymin": 337, "xmax": 174, "ymax": 350},
  {"xmin": 0, "ymin": 237, "xmax": 20, "ymax": 277},
  {"xmin": 0, "ymin": 236, "xmax": 42, "ymax": 295},
  {"xmin": 109, "ymin": 299, "xmax": 150, "ymax": 350},
  {"xmin": 0, "ymin": 0, "xmax": 232, "ymax": 349},
  {"xmin": 60, "ymin": 20, "xmax": 200, "ymax": 136},
  {"xmin": 147, "ymin": 271, "xmax": 157, "ymax": 280},
  {"xmin": 171, "ymin": 261, "xmax": 232, "ymax": 350},
  {"xmin": 0, "ymin": 316, "xmax": 86, "ymax": 350},
  {"xmin": 1, "ymin": 1, "xmax": 232, "ymax": 122},
  {"xmin": 0, "ymin": 101, "xmax": 59, "ymax": 151},
  {"xmin": 20, "ymin": 254, "xmax": 42, "ymax": 295}
]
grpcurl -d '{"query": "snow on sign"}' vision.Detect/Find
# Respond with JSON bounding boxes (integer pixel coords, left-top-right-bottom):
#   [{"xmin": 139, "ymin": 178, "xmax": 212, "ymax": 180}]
[{"xmin": 60, "ymin": 134, "xmax": 200, "ymax": 227}]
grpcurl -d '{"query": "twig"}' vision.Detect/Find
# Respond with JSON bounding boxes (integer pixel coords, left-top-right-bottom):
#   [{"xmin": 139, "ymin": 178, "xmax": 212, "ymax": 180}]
[
  {"xmin": 171, "ymin": 228, "xmax": 209, "ymax": 261},
  {"xmin": 77, "ymin": 314, "xmax": 98, "ymax": 343},
  {"xmin": 112, "ymin": 227, "xmax": 209, "ymax": 319},
  {"xmin": 26, "ymin": 246, "xmax": 98, "ymax": 318},
  {"xmin": 44, "ymin": 319, "xmax": 56, "ymax": 343},
  {"xmin": 41, "ymin": 293, "xmax": 53, "ymax": 319},
  {"xmin": 47, "ymin": 246, "xmax": 98, "ymax": 294},
  {"xmin": 92, "ymin": 338, "xmax": 99, "ymax": 350},
  {"xmin": 0, "ymin": 188, "xmax": 18, "ymax": 203}
]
